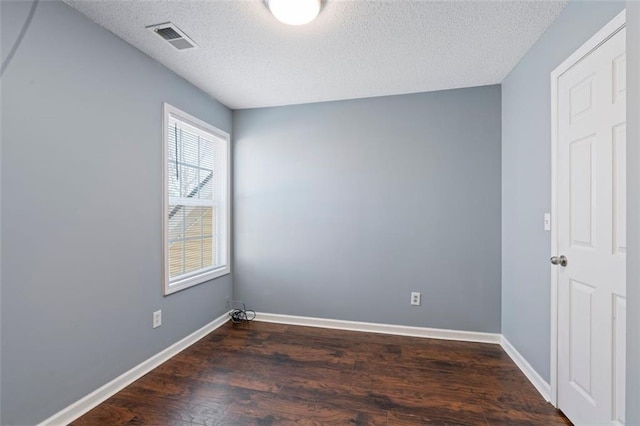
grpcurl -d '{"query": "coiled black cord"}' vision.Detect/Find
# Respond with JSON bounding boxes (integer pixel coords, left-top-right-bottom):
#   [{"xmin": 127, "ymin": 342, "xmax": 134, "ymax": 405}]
[{"xmin": 228, "ymin": 300, "xmax": 256, "ymax": 324}]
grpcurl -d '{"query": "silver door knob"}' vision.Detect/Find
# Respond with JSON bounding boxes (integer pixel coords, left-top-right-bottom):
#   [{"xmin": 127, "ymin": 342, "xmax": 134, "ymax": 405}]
[{"xmin": 550, "ymin": 255, "xmax": 568, "ymax": 267}]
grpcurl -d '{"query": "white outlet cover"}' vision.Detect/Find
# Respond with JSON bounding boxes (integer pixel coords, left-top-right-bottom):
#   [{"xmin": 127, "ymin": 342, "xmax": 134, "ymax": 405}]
[
  {"xmin": 411, "ymin": 292, "xmax": 421, "ymax": 306},
  {"xmin": 153, "ymin": 310, "xmax": 162, "ymax": 328}
]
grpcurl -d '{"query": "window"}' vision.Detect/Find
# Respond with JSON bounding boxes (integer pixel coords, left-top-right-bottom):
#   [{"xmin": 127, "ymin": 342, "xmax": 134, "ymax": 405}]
[{"xmin": 162, "ymin": 103, "xmax": 230, "ymax": 295}]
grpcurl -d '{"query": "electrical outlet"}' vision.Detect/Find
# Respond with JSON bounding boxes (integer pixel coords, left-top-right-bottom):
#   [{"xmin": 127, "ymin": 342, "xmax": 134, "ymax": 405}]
[
  {"xmin": 153, "ymin": 310, "xmax": 162, "ymax": 328},
  {"xmin": 225, "ymin": 296, "xmax": 230, "ymax": 309},
  {"xmin": 411, "ymin": 292, "xmax": 421, "ymax": 306}
]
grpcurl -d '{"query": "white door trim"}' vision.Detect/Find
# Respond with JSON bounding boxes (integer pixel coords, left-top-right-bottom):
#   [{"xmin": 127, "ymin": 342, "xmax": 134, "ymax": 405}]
[{"xmin": 549, "ymin": 10, "xmax": 626, "ymax": 407}]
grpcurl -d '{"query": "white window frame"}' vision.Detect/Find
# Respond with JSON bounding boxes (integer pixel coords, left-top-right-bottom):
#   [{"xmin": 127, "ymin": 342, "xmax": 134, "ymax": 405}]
[{"xmin": 162, "ymin": 103, "xmax": 231, "ymax": 295}]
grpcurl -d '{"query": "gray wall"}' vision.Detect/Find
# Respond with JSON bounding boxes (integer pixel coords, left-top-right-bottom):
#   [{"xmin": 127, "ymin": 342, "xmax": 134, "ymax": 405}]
[
  {"xmin": 0, "ymin": 2, "xmax": 232, "ymax": 424},
  {"xmin": 233, "ymin": 86, "xmax": 502, "ymax": 333},
  {"xmin": 626, "ymin": 1, "xmax": 640, "ymax": 424},
  {"xmin": 501, "ymin": 0, "xmax": 624, "ymax": 383},
  {"xmin": 2, "ymin": 0, "xmax": 635, "ymax": 424}
]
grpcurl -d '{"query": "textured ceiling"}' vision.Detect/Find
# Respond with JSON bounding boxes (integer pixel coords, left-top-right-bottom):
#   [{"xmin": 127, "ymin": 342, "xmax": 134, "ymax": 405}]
[{"xmin": 63, "ymin": 0, "xmax": 569, "ymax": 109}]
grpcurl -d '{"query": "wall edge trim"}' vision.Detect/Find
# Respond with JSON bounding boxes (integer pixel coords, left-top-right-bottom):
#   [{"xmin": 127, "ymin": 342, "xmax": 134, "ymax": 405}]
[
  {"xmin": 38, "ymin": 312, "xmax": 553, "ymax": 426},
  {"xmin": 500, "ymin": 335, "xmax": 551, "ymax": 401},
  {"xmin": 256, "ymin": 312, "xmax": 553, "ymax": 402},
  {"xmin": 255, "ymin": 312, "xmax": 501, "ymax": 344},
  {"xmin": 38, "ymin": 311, "xmax": 231, "ymax": 426}
]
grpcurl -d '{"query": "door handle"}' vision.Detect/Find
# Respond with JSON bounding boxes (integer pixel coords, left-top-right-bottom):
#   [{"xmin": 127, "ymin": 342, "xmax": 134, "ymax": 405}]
[{"xmin": 550, "ymin": 255, "xmax": 568, "ymax": 267}]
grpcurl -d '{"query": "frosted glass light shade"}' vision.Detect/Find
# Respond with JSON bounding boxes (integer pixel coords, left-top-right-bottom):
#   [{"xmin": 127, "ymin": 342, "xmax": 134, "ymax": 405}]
[{"xmin": 268, "ymin": 0, "xmax": 321, "ymax": 26}]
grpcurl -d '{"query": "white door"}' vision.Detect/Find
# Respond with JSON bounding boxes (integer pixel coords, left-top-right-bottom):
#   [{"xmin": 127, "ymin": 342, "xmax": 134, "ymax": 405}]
[{"xmin": 556, "ymin": 25, "xmax": 626, "ymax": 425}]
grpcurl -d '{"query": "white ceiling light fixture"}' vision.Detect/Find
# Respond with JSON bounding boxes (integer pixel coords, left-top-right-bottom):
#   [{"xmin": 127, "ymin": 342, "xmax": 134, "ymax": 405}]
[{"xmin": 267, "ymin": 0, "xmax": 321, "ymax": 26}]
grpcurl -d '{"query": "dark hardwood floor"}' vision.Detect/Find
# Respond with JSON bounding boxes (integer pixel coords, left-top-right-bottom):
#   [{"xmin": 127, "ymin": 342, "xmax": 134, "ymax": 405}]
[{"xmin": 72, "ymin": 321, "xmax": 571, "ymax": 425}]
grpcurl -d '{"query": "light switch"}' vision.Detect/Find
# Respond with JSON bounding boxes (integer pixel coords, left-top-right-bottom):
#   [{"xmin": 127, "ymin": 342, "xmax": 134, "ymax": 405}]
[{"xmin": 544, "ymin": 213, "xmax": 551, "ymax": 231}]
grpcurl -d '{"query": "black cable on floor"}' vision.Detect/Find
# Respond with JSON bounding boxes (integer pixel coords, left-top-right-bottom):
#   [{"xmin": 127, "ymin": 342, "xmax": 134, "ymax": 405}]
[{"xmin": 228, "ymin": 300, "xmax": 256, "ymax": 323}]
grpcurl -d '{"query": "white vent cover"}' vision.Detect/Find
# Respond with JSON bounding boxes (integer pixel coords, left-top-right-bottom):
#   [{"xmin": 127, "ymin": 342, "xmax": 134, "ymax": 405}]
[{"xmin": 147, "ymin": 22, "xmax": 198, "ymax": 50}]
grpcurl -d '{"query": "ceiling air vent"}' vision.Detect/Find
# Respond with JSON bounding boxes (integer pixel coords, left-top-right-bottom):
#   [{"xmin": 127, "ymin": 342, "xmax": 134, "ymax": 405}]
[{"xmin": 147, "ymin": 22, "xmax": 198, "ymax": 50}]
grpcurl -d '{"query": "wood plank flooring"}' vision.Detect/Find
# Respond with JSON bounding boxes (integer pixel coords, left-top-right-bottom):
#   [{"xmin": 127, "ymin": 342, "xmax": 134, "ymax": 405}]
[{"xmin": 72, "ymin": 321, "xmax": 571, "ymax": 425}]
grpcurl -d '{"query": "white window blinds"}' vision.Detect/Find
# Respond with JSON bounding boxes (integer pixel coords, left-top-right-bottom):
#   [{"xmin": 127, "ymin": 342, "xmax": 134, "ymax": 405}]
[{"xmin": 163, "ymin": 104, "xmax": 230, "ymax": 294}]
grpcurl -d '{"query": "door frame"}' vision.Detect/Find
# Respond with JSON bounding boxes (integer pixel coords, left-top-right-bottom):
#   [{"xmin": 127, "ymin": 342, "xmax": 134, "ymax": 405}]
[{"xmin": 549, "ymin": 10, "xmax": 626, "ymax": 408}]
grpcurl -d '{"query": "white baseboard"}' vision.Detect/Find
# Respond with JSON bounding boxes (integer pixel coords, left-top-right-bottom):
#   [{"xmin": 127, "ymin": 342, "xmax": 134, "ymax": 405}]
[
  {"xmin": 500, "ymin": 336, "xmax": 551, "ymax": 401},
  {"xmin": 38, "ymin": 312, "xmax": 230, "ymax": 426},
  {"xmin": 255, "ymin": 312, "xmax": 502, "ymax": 344},
  {"xmin": 38, "ymin": 311, "xmax": 551, "ymax": 426},
  {"xmin": 256, "ymin": 312, "xmax": 552, "ymax": 402}
]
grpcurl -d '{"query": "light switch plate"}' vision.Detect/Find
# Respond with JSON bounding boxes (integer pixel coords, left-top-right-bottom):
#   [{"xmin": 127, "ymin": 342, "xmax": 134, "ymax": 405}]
[
  {"xmin": 544, "ymin": 213, "xmax": 551, "ymax": 231},
  {"xmin": 153, "ymin": 310, "xmax": 162, "ymax": 328}
]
